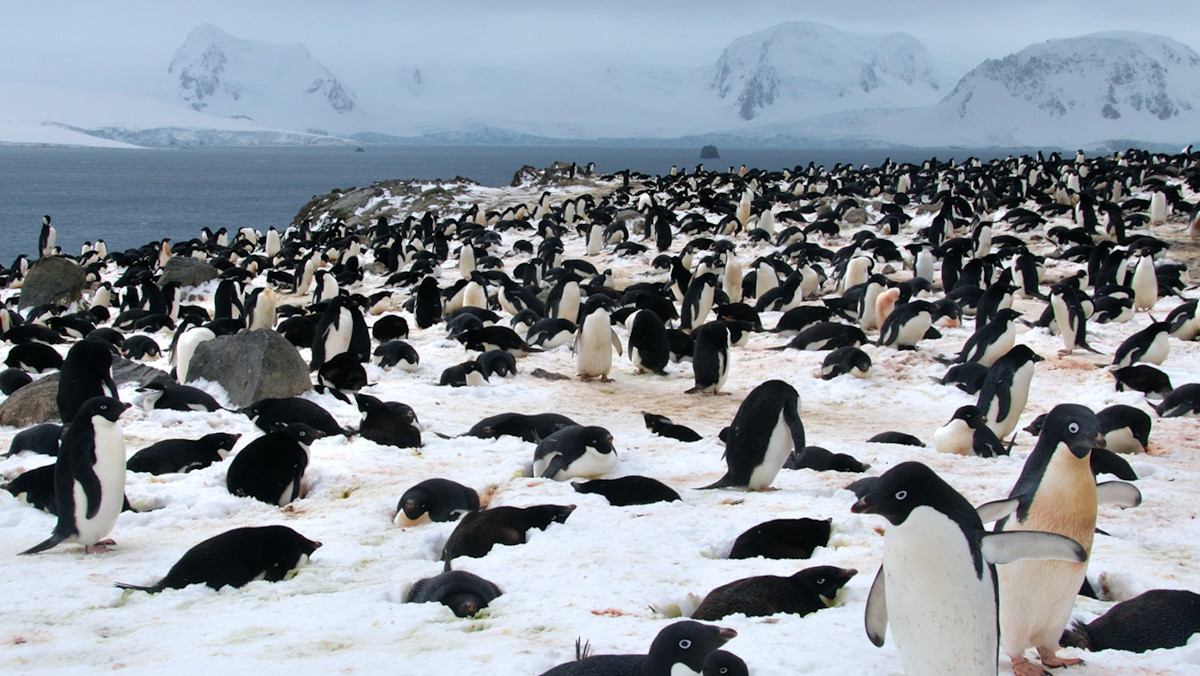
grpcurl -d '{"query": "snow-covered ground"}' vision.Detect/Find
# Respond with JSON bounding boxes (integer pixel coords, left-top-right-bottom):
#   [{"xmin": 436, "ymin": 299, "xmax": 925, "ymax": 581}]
[{"xmin": 2, "ymin": 159, "xmax": 1200, "ymax": 676}]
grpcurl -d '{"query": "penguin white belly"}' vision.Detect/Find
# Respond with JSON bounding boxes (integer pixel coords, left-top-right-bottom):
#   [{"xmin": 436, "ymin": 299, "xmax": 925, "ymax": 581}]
[
  {"xmin": 1141, "ymin": 332, "xmax": 1169, "ymax": 365},
  {"xmin": 893, "ymin": 313, "xmax": 931, "ymax": 347},
  {"xmin": 576, "ymin": 317, "xmax": 613, "ymax": 378},
  {"xmin": 1050, "ymin": 295, "xmax": 1076, "ymax": 353},
  {"xmin": 463, "ymin": 282, "xmax": 487, "ymax": 309},
  {"xmin": 323, "ymin": 311, "xmax": 354, "ymax": 361},
  {"xmin": 885, "ymin": 508, "xmax": 997, "ymax": 676},
  {"xmin": 933, "ymin": 419, "xmax": 973, "ymax": 455},
  {"xmin": 693, "ymin": 286, "xmax": 714, "ymax": 327},
  {"xmin": 989, "ymin": 364, "xmax": 1034, "ymax": 439},
  {"xmin": 978, "ymin": 327, "xmax": 1015, "ymax": 367},
  {"xmin": 74, "ymin": 419, "xmax": 126, "ymax": 545},
  {"xmin": 557, "ymin": 446, "xmax": 618, "ymax": 480},
  {"xmin": 747, "ymin": 411, "xmax": 794, "ymax": 490},
  {"xmin": 1103, "ymin": 427, "xmax": 1142, "ymax": 454}
]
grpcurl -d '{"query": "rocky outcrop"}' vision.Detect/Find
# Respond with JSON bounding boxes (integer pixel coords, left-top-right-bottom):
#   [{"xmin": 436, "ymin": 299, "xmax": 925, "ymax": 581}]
[
  {"xmin": 18, "ymin": 257, "xmax": 86, "ymax": 310},
  {"xmin": 185, "ymin": 329, "xmax": 311, "ymax": 407}
]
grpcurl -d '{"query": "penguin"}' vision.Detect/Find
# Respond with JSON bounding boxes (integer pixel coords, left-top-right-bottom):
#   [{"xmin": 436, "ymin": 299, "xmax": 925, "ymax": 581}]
[
  {"xmin": 932, "ymin": 405, "xmax": 1008, "ymax": 458},
  {"xmin": 546, "ymin": 278, "xmax": 582, "ymax": 324},
  {"xmin": 441, "ymin": 504, "xmax": 575, "ymax": 569},
  {"xmin": 703, "ymin": 650, "xmax": 748, "ymax": 676},
  {"xmin": 439, "ymin": 360, "xmax": 488, "ymax": 387},
  {"xmin": 1130, "ymin": 253, "xmax": 1158, "ymax": 311},
  {"xmin": 626, "ymin": 309, "xmax": 671, "ymax": 375},
  {"xmin": 526, "ymin": 318, "xmax": 577, "ymax": 349},
  {"xmin": 371, "ymin": 314, "xmax": 409, "ymax": 342},
  {"xmin": 0, "ymin": 367, "xmax": 32, "ymax": 395},
  {"xmin": 1096, "ymin": 404, "xmax": 1152, "ymax": 454},
  {"xmin": 374, "ymin": 339, "xmax": 419, "ymax": 371},
  {"xmin": 1110, "ymin": 363, "xmax": 1172, "ymax": 398},
  {"xmin": 3, "ymin": 464, "xmax": 58, "ymax": 513},
  {"xmin": 780, "ymin": 322, "xmax": 868, "ymax": 351},
  {"xmin": 641, "ymin": 412, "xmax": 701, "ymax": 442},
  {"xmin": 126, "ymin": 432, "xmax": 241, "ymax": 475},
  {"xmin": 533, "ymin": 425, "xmax": 617, "ymax": 480},
  {"xmin": 475, "ymin": 349, "xmax": 517, "ymax": 379},
  {"xmin": 317, "ymin": 351, "xmax": 370, "ymax": 400},
  {"xmin": 121, "ymin": 334, "xmax": 162, "ymax": 360},
  {"xmin": 1154, "ymin": 382, "xmax": 1200, "ymax": 418},
  {"xmin": 171, "ymin": 325, "xmax": 216, "ymax": 383},
  {"xmin": 1059, "ymin": 589, "xmax": 1200, "ymax": 653},
  {"xmin": 395, "ymin": 478, "xmax": 480, "ymax": 526},
  {"xmin": 244, "ymin": 287, "xmax": 277, "ymax": 331},
  {"xmin": 113, "ymin": 525, "xmax": 320, "ymax": 592},
  {"xmin": 941, "ymin": 308, "xmax": 1022, "ymax": 367},
  {"xmin": 21, "ymin": 396, "xmax": 130, "ymax": 555},
  {"xmin": 405, "ymin": 570, "xmax": 503, "ymax": 618},
  {"xmin": 457, "ymin": 326, "xmax": 541, "ymax": 357},
  {"xmin": 850, "ymin": 461, "xmax": 1088, "ymax": 676},
  {"xmin": 310, "ymin": 295, "xmax": 370, "ymax": 371},
  {"xmin": 355, "ymin": 393, "xmax": 421, "ymax": 449},
  {"xmin": 867, "ymin": 431, "xmax": 926, "ymax": 447},
  {"xmin": 1111, "ymin": 320, "xmax": 1170, "ymax": 368},
  {"xmin": 820, "ymin": 345, "xmax": 871, "ymax": 379},
  {"xmin": 975, "ymin": 344, "xmax": 1043, "ymax": 439},
  {"xmin": 5, "ymin": 422, "xmax": 62, "ymax": 457},
  {"xmin": 574, "ymin": 305, "xmax": 622, "ymax": 382},
  {"xmin": 537, "ymin": 620, "xmax": 736, "ymax": 676},
  {"xmin": 701, "ymin": 379, "xmax": 803, "ymax": 490},
  {"xmin": 690, "ymin": 565, "xmax": 857, "ymax": 621},
  {"xmin": 137, "ymin": 381, "xmax": 222, "ymax": 412},
  {"xmin": 4, "ymin": 342, "xmax": 63, "ymax": 373},
  {"xmin": 727, "ymin": 517, "xmax": 832, "ymax": 560},
  {"xmin": 414, "ymin": 276, "xmax": 443, "ymax": 329},
  {"xmin": 680, "ymin": 273, "xmax": 720, "ymax": 332},
  {"xmin": 686, "ymin": 322, "xmax": 731, "ymax": 394},
  {"xmin": 460, "ymin": 412, "xmax": 578, "ymax": 443},
  {"xmin": 38, "ymin": 214, "xmax": 56, "ymax": 259},
  {"xmin": 225, "ymin": 423, "xmax": 324, "ymax": 507},
  {"xmin": 877, "ymin": 299, "xmax": 936, "ymax": 350},
  {"xmin": 242, "ymin": 396, "xmax": 350, "ymax": 438},
  {"xmin": 987, "ymin": 403, "xmax": 1142, "ymax": 676},
  {"xmin": 1049, "ymin": 281, "xmax": 1101, "ymax": 356},
  {"xmin": 570, "ymin": 476, "xmax": 682, "ymax": 507},
  {"xmin": 55, "ymin": 338, "xmax": 119, "ymax": 423}
]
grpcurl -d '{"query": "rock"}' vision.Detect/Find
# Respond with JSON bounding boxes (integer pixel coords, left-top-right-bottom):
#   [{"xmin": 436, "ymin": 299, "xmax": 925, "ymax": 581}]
[
  {"xmin": 842, "ymin": 207, "xmax": 869, "ymax": 225},
  {"xmin": 186, "ymin": 329, "xmax": 311, "ymax": 407},
  {"xmin": 529, "ymin": 368, "xmax": 570, "ymax": 381},
  {"xmin": 0, "ymin": 357, "xmax": 168, "ymax": 427},
  {"xmin": 18, "ymin": 257, "xmax": 86, "ymax": 310},
  {"xmin": 700, "ymin": 145, "xmax": 720, "ymax": 159},
  {"xmin": 158, "ymin": 257, "xmax": 219, "ymax": 288}
]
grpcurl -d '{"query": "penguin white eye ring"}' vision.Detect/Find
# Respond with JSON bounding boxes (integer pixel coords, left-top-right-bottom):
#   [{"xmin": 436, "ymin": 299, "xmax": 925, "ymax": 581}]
[
  {"xmin": 1068, "ymin": 422, "xmax": 1079, "ymax": 434},
  {"xmin": 895, "ymin": 490, "xmax": 908, "ymax": 500},
  {"xmin": 679, "ymin": 639, "xmax": 692, "ymax": 649}
]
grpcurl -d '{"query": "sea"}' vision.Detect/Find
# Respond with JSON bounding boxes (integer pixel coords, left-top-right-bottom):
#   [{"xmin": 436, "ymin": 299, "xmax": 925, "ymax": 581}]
[{"xmin": 0, "ymin": 144, "xmax": 1023, "ymax": 267}]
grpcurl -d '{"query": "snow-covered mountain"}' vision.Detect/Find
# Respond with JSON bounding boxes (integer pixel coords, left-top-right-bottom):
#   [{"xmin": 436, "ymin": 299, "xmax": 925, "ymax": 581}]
[
  {"xmin": 165, "ymin": 23, "xmax": 358, "ymax": 133},
  {"xmin": 915, "ymin": 32, "xmax": 1200, "ymax": 147},
  {"xmin": 708, "ymin": 22, "xmax": 943, "ymax": 121}
]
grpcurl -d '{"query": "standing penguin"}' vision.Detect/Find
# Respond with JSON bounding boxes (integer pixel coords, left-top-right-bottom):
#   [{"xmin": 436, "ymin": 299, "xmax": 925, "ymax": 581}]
[
  {"xmin": 944, "ymin": 308, "xmax": 1022, "ymax": 367},
  {"xmin": 21, "ymin": 396, "xmax": 131, "ymax": 554},
  {"xmin": 681, "ymin": 273, "xmax": 720, "ymax": 333},
  {"xmin": 414, "ymin": 276, "xmax": 443, "ymax": 329},
  {"xmin": 687, "ymin": 322, "xmax": 731, "ymax": 395},
  {"xmin": 38, "ymin": 214, "xmax": 56, "ymax": 259},
  {"xmin": 1049, "ymin": 282, "xmax": 1101, "ymax": 356},
  {"xmin": 626, "ymin": 309, "xmax": 670, "ymax": 375},
  {"xmin": 986, "ymin": 404, "xmax": 1141, "ymax": 676},
  {"xmin": 850, "ymin": 461, "xmax": 1087, "ymax": 676},
  {"xmin": 56, "ymin": 338, "xmax": 120, "ymax": 423},
  {"xmin": 574, "ymin": 302, "xmax": 622, "ymax": 382},
  {"xmin": 701, "ymin": 380, "xmax": 803, "ymax": 490},
  {"xmin": 976, "ymin": 345, "xmax": 1043, "ymax": 439},
  {"xmin": 310, "ymin": 295, "xmax": 370, "ymax": 372}
]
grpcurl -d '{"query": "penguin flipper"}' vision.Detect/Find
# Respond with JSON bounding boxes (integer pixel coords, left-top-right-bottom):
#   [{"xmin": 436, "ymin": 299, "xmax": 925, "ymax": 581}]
[
  {"xmin": 864, "ymin": 566, "xmax": 888, "ymax": 647},
  {"xmin": 114, "ymin": 582, "xmax": 161, "ymax": 593},
  {"xmin": 77, "ymin": 473, "xmax": 103, "ymax": 520},
  {"xmin": 20, "ymin": 532, "xmax": 66, "ymax": 555},
  {"xmin": 540, "ymin": 454, "xmax": 568, "ymax": 480},
  {"xmin": 1096, "ymin": 481, "xmax": 1142, "ymax": 507},
  {"xmin": 980, "ymin": 531, "xmax": 1087, "ymax": 565},
  {"xmin": 610, "ymin": 329, "xmax": 623, "ymax": 356},
  {"xmin": 976, "ymin": 498, "xmax": 1019, "ymax": 523}
]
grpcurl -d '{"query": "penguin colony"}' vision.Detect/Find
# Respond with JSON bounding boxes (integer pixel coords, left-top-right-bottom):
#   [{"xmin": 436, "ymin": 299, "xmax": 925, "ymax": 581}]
[{"xmin": 2, "ymin": 150, "xmax": 1200, "ymax": 674}]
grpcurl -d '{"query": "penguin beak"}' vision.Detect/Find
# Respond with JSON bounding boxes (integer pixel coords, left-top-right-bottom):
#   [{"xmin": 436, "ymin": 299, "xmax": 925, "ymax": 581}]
[
  {"xmin": 717, "ymin": 627, "xmax": 737, "ymax": 640},
  {"xmin": 1093, "ymin": 432, "xmax": 1106, "ymax": 448},
  {"xmin": 850, "ymin": 497, "xmax": 872, "ymax": 514}
]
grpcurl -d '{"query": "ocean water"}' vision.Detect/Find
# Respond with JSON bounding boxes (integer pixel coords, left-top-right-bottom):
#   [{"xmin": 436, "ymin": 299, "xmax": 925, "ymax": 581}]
[{"xmin": 0, "ymin": 145, "xmax": 1018, "ymax": 266}]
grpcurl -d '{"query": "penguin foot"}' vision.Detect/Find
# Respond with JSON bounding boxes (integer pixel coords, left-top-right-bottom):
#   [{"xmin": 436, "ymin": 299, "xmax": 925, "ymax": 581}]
[
  {"xmin": 1011, "ymin": 656, "xmax": 1050, "ymax": 676},
  {"xmin": 1039, "ymin": 652, "xmax": 1084, "ymax": 669},
  {"xmin": 85, "ymin": 540, "xmax": 116, "ymax": 554}
]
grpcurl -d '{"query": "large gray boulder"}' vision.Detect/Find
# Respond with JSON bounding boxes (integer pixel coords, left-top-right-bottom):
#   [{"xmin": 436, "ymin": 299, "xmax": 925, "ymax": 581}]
[
  {"xmin": 157, "ymin": 256, "xmax": 219, "ymax": 288},
  {"xmin": 0, "ymin": 357, "xmax": 168, "ymax": 427},
  {"xmin": 186, "ymin": 329, "xmax": 311, "ymax": 408},
  {"xmin": 18, "ymin": 257, "xmax": 86, "ymax": 310}
]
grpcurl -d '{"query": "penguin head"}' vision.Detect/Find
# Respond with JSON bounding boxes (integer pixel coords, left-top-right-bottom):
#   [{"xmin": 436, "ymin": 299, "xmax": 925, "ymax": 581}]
[
  {"xmin": 952, "ymin": 405, "xmax": 985, "ymax": 427},
  {"xmin": 793, "ymin": 565, "xmax": 858, "ymax": 605},
  {"xmin": 279, "ymin": 423, "xmax": 325, "ymax": 447},
  {"xmin": 646, "ymin": 621, "xmax": 738, "ymax": 674},
  {"xmin": 80, "ymin": 396, "xmax": 130, "ymax": 425},
  {"xmin": 851, "ymin": 461, "xmax": 965, "ymax": 526},
  {"xmin": 1041, "ymin": 403, "xmax": 1104, "ymax": 459}
]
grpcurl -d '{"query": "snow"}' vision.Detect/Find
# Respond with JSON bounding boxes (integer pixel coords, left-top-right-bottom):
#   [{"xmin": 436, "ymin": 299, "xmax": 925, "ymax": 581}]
[{"xmin": 3, "ymin": 155, "xmax": 1200, "ymax": 676}]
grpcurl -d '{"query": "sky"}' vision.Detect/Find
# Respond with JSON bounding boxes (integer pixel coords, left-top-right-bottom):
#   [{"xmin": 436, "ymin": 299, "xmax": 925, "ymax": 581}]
[{"xmin": 7, "ymin": 0, "xmax": 1200, "ymax": 94}]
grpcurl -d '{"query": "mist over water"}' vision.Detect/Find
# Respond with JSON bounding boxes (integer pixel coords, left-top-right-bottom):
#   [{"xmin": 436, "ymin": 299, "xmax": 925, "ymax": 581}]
[{"xmin": 0, "ymin": 144, "xmax": 1025, "ymax": 266}]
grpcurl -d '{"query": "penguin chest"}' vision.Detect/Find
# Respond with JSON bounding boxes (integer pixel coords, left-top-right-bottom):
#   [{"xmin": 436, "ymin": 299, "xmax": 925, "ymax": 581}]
[
  {"xmin": 746, "ymin": 411, "xmax": 794, "ymax": 490},
  {"xmin": 933, "ymin": 419, "xmax": 973, "ymax": 456},
  {"xmin": 576, "ymin": 318, "xmax": 613, "ymax": 376},
  {"xmin": 1141, "ymin": 332, "xmax": 1169, "ymax": 366},
  {"xmin": 1050, "ymin": 295, "xmax": 1076, "ymax": 349},
  {"xmin": 73, "ymin": 419, "xmax": 127, "ymax": 545},
  {"xmin": 884, "ymin": 508, "xmax": 997, "ymax": 676},
  {"xmin": 323, "ymin": 310, "xmax": 354, "ymax": 359},
  {"xmin": 539, "ymin": 446, "xmax": 617, "ymax": 481},
  {"xmin": 891, "ymin": 311, "xmax": 931, "ymax": 347},
  {"xmin": 977, "ymin": 326, "xmax": 1015, "ymax": 367}
]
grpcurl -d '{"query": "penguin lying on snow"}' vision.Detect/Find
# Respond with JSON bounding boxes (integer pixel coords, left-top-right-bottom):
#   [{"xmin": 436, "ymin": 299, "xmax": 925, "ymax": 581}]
[
  {"xmin": 571, "ymin": 476, "xmax": 681, "ymax": 506},
  {"xmin": 641, "ymin": 412, "xmax": 701, "ymax": 442},
  {"xmin": 395, "ymin": 478, "xmax": 480, "ymax": 526},
  {"xmin": 1154, "ymin": 382, "xmax": 1200, "ymax": 417},
  {"xmin": 114, "ymin": 525, "xmax": 321, "ymax": 592},
  {"xmin": 21, "ymin": 397, "xmax": 130, "ymax": 555},
  {"xmin": 702, "ymin": 379, "xmax": 803, "ymax": 490},
  {"xmin": 690, "ymin": 565, "xmax": 857, "ymax": 621},
  {"xmin": 242, "ymin": 396, "xmax": 352, "ymax": 437},
  {"xmin": 405, "ymin": 570, "xmax": 502, "ymax": 618},
  {"xmin": 355, "ymin": 393, "xmax": 421, "ymax": 449},
  {"xmin": 225, "ymin": 423, "xmax": 324, "ymax": 507},
  {"xmin": 441, "ymin": 504, "xmax": 575, "ymax": 570},
  {"xmin": 126, "ymin": 432, "xmax": 241, "ymax": 475},
  {"xmin": 821, "ymin": 345, "xmax": 871, "ymax": 379},
  {"xmin": 374, "ymin": 339, "xmax": 419, "ymax": 371},
  {"xmin": 784, "ymin": 445, "xmax": 870, "ymax": 473},
  {"xmin": 1060, "ymin": 588, "xmax": 1200, "ymax": 653},
  {"xmin": 137, "ymin": 381, "xmax": 223, "ymax": 412},
  {"xmin": 458, "ymin": 412, "xmax": 577, "ymax": 443},
  {"xmin": 533, "ymin": 426, "xmax": 617, "ymax": 480},
  {"xmin": 851, "ymin": 461, "xmax": 1089, "ymax": 676},
  {"xmin": 537, "ymin": 620, "xmax": 736, "ymax": 676},
  {"xmin": 1110, "ymin": 364, "xmax": 1172, "ymax": 398},
  {"xmin": 932, "ymin": 405, "xmax": 1008, "ymax": 458},
  {"xmin": 5, "ymin": 422, "xmax": 62, "ymax": 457},
  {"xmin": 727, "ymin": 517, "xmax": 832, "ymax": 560}
]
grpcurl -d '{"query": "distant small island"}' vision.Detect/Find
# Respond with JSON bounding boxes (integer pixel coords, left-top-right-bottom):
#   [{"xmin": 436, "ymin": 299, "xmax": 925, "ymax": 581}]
[{"xmin": 700, "ymin": 144, "xmax": 720, "ymax": 159}]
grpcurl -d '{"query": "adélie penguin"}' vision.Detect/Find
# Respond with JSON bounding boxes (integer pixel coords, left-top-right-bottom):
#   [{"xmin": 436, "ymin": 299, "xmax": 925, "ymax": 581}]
[
  {"xmin": 21, "ymin": 396, "xmax": 131, "ymax": 555},
  {"xmin": 537, "ymin": 620, "xmax": 736, "ymax": 676},
  {"xmin": 850, "ymin": 461, "xmax": 1088, "ymax": 676},
  {"xmin": 701, "ymin": 379, "xmax": 803, "ymax": 490},
  {"xmin": 979, "ymin": 404, "xmax": 1142, "ymax": 676},
  {"xmin": 975, "ymin": 344, "xmax": 1042, "ymax": 439}
]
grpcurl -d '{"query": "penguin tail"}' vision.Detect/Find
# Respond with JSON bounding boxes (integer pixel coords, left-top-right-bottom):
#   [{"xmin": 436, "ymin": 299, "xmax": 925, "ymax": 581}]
[
  {"xmin": 1080, "ymin": 341, "xmax": 1103, "ymax": 355},
  {"xmin": 114, "ymin": 582, "xmax": 162, "ymax": 593},
  {"xmin": 340, "ymin": 426, "xmax": 358, "ymax": 438},
  {"xmin": 19, "ymin": 532, "xmax": 65, "ymax": 556},
  {"xmin": 1059, "ymin": 619, "xmax": 1092, "ymax": 650},
  {"xmin": 574, "ymin": 638, "xmax": 593, "ymax": 661},
  {"xmin": 434, "ymin": 432, "xmax": 455, "ymax": 440},
  {"xmin": 931, "ymin": 353, "xmax": 956, "ymax": 365},
  {"xmin": 696, "ymin": 474, "xmax": 736, "ymax": 490}
]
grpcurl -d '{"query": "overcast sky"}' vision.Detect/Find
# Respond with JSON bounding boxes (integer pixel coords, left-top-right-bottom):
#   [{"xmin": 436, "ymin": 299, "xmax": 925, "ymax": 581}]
[{"xmin": 8, "ymin": 0, "xmax": 1200, "ymax": 92}]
